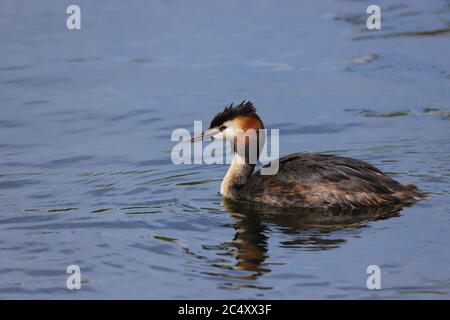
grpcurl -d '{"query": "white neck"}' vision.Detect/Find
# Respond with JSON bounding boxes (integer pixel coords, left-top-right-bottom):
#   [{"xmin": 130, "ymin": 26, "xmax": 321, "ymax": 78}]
[{"xmin": 220, "ymin": 154, "xmax": 254, "ymax": 199}]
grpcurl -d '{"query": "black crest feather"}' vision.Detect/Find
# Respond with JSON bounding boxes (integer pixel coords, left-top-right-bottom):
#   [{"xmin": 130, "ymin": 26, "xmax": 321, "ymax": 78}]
[{"xmin": 209, "ymin": 100, "xmax": 259, "ymax": 129}]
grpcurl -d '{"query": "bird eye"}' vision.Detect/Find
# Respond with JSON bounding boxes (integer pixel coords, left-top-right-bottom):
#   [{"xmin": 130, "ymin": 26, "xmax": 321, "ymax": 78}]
[{"xmin": 219, "ymin": 125, "xmax": 226, "ymax": 131}]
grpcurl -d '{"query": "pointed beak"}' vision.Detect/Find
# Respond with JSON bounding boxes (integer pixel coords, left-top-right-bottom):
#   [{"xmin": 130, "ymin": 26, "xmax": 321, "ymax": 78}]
[{"xmin": 184, "ymin": 128, "xmax": 220, "ymax": 143}]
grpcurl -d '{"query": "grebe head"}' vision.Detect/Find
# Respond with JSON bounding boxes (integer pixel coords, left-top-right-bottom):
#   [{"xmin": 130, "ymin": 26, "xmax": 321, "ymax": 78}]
[{"xmin": 190, "ymin": 101, "xmax": 265, "ymax": 162}]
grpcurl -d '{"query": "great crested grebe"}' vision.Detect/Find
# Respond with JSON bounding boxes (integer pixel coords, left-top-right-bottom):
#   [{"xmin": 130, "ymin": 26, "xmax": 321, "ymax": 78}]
[{"xmin": 189, "ymin": 101, "xmax": 425, "ymax": 209}]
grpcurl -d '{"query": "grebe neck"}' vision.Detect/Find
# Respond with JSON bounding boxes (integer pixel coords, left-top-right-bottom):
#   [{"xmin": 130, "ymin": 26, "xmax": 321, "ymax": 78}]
[{"xmin": 220, "ymin": 154, "xmax": 255, "ymax": 199}]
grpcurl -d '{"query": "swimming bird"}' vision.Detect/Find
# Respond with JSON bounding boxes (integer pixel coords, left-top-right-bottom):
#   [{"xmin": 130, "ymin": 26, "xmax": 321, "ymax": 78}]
[{"xmin": 189, "ymin": 101, "xmax": 425, "ymax": 209}]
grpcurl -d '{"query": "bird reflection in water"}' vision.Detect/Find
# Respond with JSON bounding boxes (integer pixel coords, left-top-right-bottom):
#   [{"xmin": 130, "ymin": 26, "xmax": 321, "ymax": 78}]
[{"xmin": 206, "ymin": 199, "xmax": 407, "ymax": 286}]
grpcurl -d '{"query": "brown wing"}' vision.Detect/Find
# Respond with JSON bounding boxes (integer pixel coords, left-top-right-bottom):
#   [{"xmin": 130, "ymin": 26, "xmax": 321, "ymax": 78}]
[{"xmin": 241, "ymin": 153, "xmax": 423, "ymax": 208}]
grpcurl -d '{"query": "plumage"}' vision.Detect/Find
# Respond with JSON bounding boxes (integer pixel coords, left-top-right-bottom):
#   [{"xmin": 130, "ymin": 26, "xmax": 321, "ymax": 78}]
[{"xmin": 237, "ymin": 153, "xmax": 424, "ymax": 209}]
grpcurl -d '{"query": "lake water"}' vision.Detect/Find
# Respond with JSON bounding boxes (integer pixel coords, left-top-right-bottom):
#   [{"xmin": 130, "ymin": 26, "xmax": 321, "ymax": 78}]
[{"xmin": 0, "ymin": 0, "xmax": 449, "ymax": 299}]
